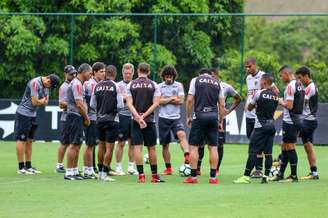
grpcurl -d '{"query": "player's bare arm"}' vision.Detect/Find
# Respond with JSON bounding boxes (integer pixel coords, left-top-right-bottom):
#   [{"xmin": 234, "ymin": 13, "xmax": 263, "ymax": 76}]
[
  {"xmin": 31, "ymin": 96, "xmax": 48, "ymax": 106},
  {"xmin": 226, "ymin": 94, "xmax": 241, "ymax": 115},
  {"xmin": 141, "ymin": 96, "xmax": 160, "ymax": 120},
  {"xmin": 75, "ymin": 99, "xmax": 90, "ymax": 126}
]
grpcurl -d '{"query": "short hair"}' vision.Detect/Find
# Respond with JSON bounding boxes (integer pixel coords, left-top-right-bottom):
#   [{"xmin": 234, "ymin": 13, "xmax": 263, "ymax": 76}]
[
  {"xmin": 209, "ymin": 67, "xmax": 219, "ymax": 76},
  {"xmin": 92, "ymin": 62, "xmax": 106, "ymax": 72},
  {"xmin": 161, "ymin": 65, "xmax": 177, "ymax": 80},
  {"xmin": 106, "ymin": 65, "xmax": 117, "ymax": 78},
  {"xmin": 279, "ymin": 65, "xmax": 293, "ymax": 74},
  {"xmin": 245, "ymin": 57, "xmax": 257, "ymax": 65},
  {"xmin": 122, "ymin": 63, "xmax": 134, "ymax": 73},
  {"xmin": 198, "ymin": 68, "xmax": 212, "ymax": 75},
  {"xmin": 261, "ymin": 73, "xmax": 274, "ymax": 86},
  {"xmin": 295, "ymin": 66, "xmax": 311, "ymax": 78},
  {"xmin": 138, "ymin": 63, "xmax": 150, "ymax": 74},
  {"xmin": 78, "ymin": 63, "xmax": 92, "ymax": 74}
]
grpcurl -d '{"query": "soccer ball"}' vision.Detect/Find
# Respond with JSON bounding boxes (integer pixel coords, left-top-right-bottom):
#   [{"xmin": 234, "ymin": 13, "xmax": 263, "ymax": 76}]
[
  {"xmin": 143, "ymin": 153, "xmax": 149, "ymax": 164},
  {"xmin": 270, "ymin": 166, "xmax": 280, "ymax": 177},
  {"xmin": 179, "ymin": 164, "xmax": 191, "ymax": 177}
]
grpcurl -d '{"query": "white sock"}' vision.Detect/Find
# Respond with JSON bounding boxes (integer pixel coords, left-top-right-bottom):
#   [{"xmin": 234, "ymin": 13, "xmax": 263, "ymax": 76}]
[
  {"xmin": 65, "ymin": 168, "xmax": 73, "ymax": 176},
  {"xmin": 116, "ymin": 162, "xmax": 122, "ymax": 169},
  {"xmin": 88, "ymin": 167, "xmax": 94, "ymax": 174},
  {"xmin": 128, "ymin": 162, "xmax": 134, "ymax": 167},
  {"xmin": 83, "ymin": 166, "xmax": 88, "ymax": 174},
  {"xmin": 73, "ymin": 168, "xmax": 79, "ymax": 175},
  {"xmin": 56, "ymin": 163, "xmax": 64, "ymax": 168}
]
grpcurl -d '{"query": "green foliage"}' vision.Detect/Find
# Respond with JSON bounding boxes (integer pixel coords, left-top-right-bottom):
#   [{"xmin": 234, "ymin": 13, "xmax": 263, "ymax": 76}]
[
  {"xmin": 244, "ymin": 16, "xmax": 328, "ymax": 102},
  {"xmin": 0, "ymin": 0, "xmax": 244, "ymax": 98}
]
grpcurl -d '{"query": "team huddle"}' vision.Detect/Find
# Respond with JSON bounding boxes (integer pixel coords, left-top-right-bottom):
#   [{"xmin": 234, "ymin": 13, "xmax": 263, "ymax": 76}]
[{"xmin": 13, "ymin": 57, "xmax": 319, "ymax": 184}]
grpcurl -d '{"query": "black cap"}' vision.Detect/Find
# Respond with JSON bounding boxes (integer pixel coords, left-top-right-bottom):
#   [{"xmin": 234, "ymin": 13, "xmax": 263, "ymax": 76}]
[
  {"xmin": 48, "ymin": 74, "xmax": 60, "ymax": 89},
  {"xmin": 64, "ymin": 65, "xmax": 77, "ymax": 74}
]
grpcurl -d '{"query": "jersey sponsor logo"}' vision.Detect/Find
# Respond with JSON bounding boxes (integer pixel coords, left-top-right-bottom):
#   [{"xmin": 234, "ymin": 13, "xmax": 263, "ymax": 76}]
[
  {"xmin": 131, "ymin": 82, "xmax": 153, "ymax": 89},
  {"xmin": 262, "ymin": 93, "xmax": 279, "ymax": 101},
  {"xmin": 198, "ymin": 78, "xmax": 219, "ymax": 86},
  {"xmin": 95, "ymin": 85, "xmax": 115, "ymax": 92}
]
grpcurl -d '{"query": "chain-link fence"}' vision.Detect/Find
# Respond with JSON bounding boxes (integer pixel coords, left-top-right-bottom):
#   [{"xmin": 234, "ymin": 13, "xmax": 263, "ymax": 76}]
[{"xmin": 0, "ymin": 12, "xmax": 327, "ymax": 101}]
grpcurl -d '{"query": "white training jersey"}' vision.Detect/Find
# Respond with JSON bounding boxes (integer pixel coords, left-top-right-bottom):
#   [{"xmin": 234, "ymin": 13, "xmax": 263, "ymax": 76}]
[
  {"xmin": 303, "ymin": 82, "xmax": 318, "ymax": 121},
  {"xmin": 245, "ymin": 70, "xmax": 266, "ymax": 119}
]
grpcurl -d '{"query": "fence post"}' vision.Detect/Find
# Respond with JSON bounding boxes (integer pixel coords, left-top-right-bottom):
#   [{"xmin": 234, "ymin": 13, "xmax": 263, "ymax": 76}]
[
  {"xmin": 239, "ymin": 15, "xmax": 245, "ymax": 95},
  {"xmin": 152, "ymin": 15, "xmax": 158, "ymax": 81},
  {"xmin": 69, "ymin": 15, "xmax": 75, "ymax": 65}
]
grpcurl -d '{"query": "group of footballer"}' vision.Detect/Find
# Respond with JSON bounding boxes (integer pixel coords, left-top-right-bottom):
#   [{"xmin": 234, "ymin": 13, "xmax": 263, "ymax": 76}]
[{"xmin": 13, "ymin": 57, "xmax": 319, "ymax": 184}]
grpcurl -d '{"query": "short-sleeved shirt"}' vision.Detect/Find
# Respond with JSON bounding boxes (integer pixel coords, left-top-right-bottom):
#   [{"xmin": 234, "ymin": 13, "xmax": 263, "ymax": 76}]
[
  {"xmin": 250, "ymin": 89, "xmax": 279, "ymax": 128},
  {"xmin": 158, "ymin": 81, "xmax": 184, "ymax": 120},
  {"xmin": 84, "ymin": 77, "xmax": 98, "ymax": 121},
  {"xmin": 188, "ymin": 74, "xmax": 224, "ymax": 118},
  {"xmin": 303, "ymin": 81, "xmax": 318, "ymax": 121},
  {"xmin": 221, "ymin": 81, "xmax": 238, "ymax": 102},
  {"xmin": 16, "ymin": 77, "xmax": 49, "ymax": 117},
  {"xmin": 126, "ymin": 76, "xmax": 160, "ymax": 122},
  {"xmin": 283, "ymin": 79, "xmax": 305, "ymax": 124},
  {"xmin": 245, "ymin": 70, "xmax": 266, "ymax": 119},
  {"xmin": 67, "ymin": 77, "xmax": 87, "ymax": 116},
  {"xmin": 117, "ymin": 80, "xmax": 132, "ymax": 117},
  {"xmin": 90, "ymin": 80, "xmax": 124, "ymax": 123},
  {"xmin": 59, "ymin": 81, "xmax": 70, "ymax": 121}
]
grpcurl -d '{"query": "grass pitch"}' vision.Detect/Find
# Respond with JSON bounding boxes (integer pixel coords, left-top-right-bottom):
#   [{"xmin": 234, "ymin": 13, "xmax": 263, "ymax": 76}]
[{"xmin": 0, "ymin": 141, "xmax": 327, "ymax": 218}]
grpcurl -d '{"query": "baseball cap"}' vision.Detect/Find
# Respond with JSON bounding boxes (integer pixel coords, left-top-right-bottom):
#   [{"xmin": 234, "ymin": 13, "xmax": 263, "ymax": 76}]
[{"xmin": 64, "ymin": 65, "xmax": 77, "ymax": 74}]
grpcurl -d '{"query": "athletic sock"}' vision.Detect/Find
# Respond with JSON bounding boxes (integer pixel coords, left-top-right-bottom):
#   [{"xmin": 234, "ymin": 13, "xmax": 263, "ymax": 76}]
[
  {"xmin": 137, "ymin": 165, "xmax": 144, "ymax": 175},
  {"xmin": 150, "ymin": 164, "xmax": 157, "ymax": 175},
  {"xmin": 83, "ymin": 166, "xmax": 88, "ymax": 174},
  {"xmin": 97, "ymin": 163, "xmax": 103, "ymax": 172},
  {"xmin": 65, "ymin": 168, "xmax": 73, "ymax": 176},
  {"xmin": 116, "ymin": 162, "xmax": 122, "ymax": 169},
  {"xmin": 255, "ymin": 156, "xmax": 263, "ymax": 171},
  {"xmin": 184, "ymin": 152, "xmax": 190, "ymax": 164},
  {"xmin": 18, "ymin": 162, "xmax": 25, "ymax": 170},
  {"xmin": 279, "ymin": 150, "xmax": 288, "ymax": 177},
  {"xmin": 56, "ymin": 163, "xmax": 64, "ymax": 168},
  {"xmin": 103, "ymin": 165, "xmax": 109, "ymax": 173},
  {"xmin": 311, "ymin": 166, "xmax": 318, "ymax": 176},
  {"xmin": 25, "ymin": 161, "xmax": 32, "ymax": 169},
  {"xmin": 191, "ymin": 169, "xmax": 197, "ymax": 178},
  {"xmin": 287, "ymin": 149, "xmax": 298, "ymax": 176},
  {"xmin": 73, "ymin": 168, "xmax": 79, "ymax": 175},
  {"xmin": 217, "ymin": 146, "xmax": 224, "ymax": 170},
  {"xmin": 165, "ymin": 163, "xmax": 171, "ymax": 169},
  {"xmin": 197, "ymin": 160, "xmax": 202, "ymax": 171},
  {"xmin": 210, "ymin": 169, "xmax": 217, "ymax": 178},
  {"xmin": 264, "ymin": 155, "xmax": 273, "ymax": 176},
  {"xmin": 244, "ymin": 153, "xmax": 256, "ymax": 177}
]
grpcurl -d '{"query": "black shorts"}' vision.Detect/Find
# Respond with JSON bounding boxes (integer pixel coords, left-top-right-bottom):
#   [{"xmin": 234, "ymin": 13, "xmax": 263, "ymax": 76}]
[
  {"xmin": 118, "ymin": 114, "xmax": 131, "ymax": 141},
  {"xmin": 131, "ymin": 121, "xmax": 157, "ymax": 147},
  {"xmin": 158, "ymin": 117, "xmax": 185, "ymax": 145},
  {"xmin": 300, "ymin": 120, "xmax": 318, "ymax": 144},
  {"xmin": 189, "ymin": 115, "xmax": 218, "ymax": 146},
  {"xmin": 14, "ymin": 113, "xmax": 38, "ymax": 141},
  {"xmin": 60, "ymin": 121, "xmax": 70, "ymax": 145},
  {"xmin": 67, "ymin": 113, "xmax": 84, "ymax": 145},
  {"xmin": 246, "ymin": 118, "xmax": 255, "ymax": 139},
  {"xmin": 97, "ymin": 121, "xmax": 119, "ymax": 143},
  {"xmin": 218, "ymin": 119, "xmax": 226, "ymax": 146},
  {"xmin": 84, "ymin": 120, "xmax": 97, "ymax": 146},
  {"xmin": 249, "ymin": 123, "xmax": 276, "ymax": 154},
  {"xmin": 282, "ymin": 121, "xmax": 298, "ymax": 144}
]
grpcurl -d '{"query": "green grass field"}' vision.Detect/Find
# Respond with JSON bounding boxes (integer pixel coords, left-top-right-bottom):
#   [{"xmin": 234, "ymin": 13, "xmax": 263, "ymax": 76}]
[{"xmin": 0, "ymin": 141, "xmax": 327, "ymax": 218}]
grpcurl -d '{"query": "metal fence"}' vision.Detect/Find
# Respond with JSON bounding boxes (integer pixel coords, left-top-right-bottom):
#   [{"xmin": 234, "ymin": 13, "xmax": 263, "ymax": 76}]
[{"xmin": 0, "ymin": 12, "xmax": 328, "ymax": 101}]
